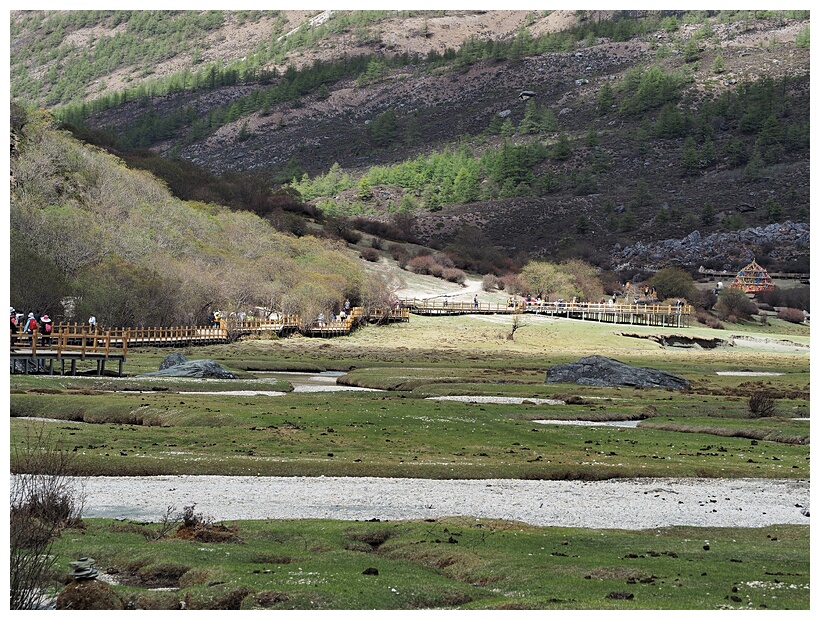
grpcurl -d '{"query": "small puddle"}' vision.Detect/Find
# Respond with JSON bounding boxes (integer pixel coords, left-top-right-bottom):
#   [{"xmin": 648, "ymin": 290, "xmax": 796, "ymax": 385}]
[
  {"xmin": 427, "ymin": 396, "xmax": 564, "ymax": 405},
  {"xmin": 715, "ymin": 371, "xmax": 784, "ymax": 376},
  {"xmin": 532, "ymin": 419, "xmax": 640, "ymax": 428}
]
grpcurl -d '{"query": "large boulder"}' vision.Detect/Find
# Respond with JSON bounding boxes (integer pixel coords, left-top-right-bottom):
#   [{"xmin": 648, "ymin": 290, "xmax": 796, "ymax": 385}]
[
  {"xmin": 141, "ymin": 359, "xmax": 236, "ymax": 379},
  {"xmin": 159, "ymin": 352, "xmax": 188, "ymax": 370},
  {"xmin": 545, "ymin": 355, "xmax": 689, "ymax": 390}
]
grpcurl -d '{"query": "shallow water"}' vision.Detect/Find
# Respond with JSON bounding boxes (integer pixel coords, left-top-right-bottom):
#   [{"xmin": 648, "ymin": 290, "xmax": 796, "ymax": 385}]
[
  {"xmin": 715, "ymin": 371, "xmax": 784, "ymax": 376},
  {"xmin": 532, "ymin": 419, "xmax": 640, "ymax": 428},
  {"xmin": 427, "ymin": 395, "xmax": 564, "ymax": 405}
]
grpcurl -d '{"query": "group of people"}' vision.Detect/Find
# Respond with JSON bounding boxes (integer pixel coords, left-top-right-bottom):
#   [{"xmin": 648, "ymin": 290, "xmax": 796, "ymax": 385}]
[
  {"xmin": 10, "ymin": 308, "xmax": 99, "ymax": 347},
  {"xmin": 325, "ymin": 299, "xmax": 353, "ymax": 324},
  {"xmin": 207, "ymin": 310, "xmax": 223, "ymax": 328},
  {"xmin": 10, "ymin": 307, "xmax": 53, "ymax": 345}
]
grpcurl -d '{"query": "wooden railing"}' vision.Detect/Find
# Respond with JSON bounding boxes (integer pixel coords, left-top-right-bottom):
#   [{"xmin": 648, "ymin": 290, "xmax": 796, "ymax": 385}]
[
  {"xmin": 9, "ymin": 306, "xmax": 410, "ymax": 355},
  {"xmin": 367, "ymin": 306, "xmax": 410, "ymax": 322},
  {"xmin": 10, "ymin": 326, "xmax": 128, "ymax": 359},
  {"xmin": 224, "ymin": 315, "xmax": 300, "ymax": 334},
  {"xmin": 399, "ymin": 298, "xmax": 692, "ymax": 327}
]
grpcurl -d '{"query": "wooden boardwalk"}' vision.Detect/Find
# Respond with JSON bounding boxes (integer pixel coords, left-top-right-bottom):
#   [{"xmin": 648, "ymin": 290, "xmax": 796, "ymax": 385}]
[
  {"xmin": 10, "ymin": 300, "xmax": 685, "ymax": 375},
  {"xmin": 400, "ymin": 299, "xmax": 691, "ymax": 328},
  {"xmin": 9, "ymin": 306, "xmax": 411, "ymax": 374}
]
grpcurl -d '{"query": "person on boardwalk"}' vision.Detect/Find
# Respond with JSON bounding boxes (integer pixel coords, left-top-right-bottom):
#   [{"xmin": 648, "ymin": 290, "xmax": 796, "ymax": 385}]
[
  {"xmin": 88, "ymin": 316, "xmax": 97, "ymax": 331},
  {"xmin": 473, "ymin": 295, "xmax": 479, "ymax": 309},
  {"xmin": 24, "ymin": 312, "xmax": 38, "ymax": 334},
  {"xmin": 39, "ymin": 314, "xmax": 53, "ymax": 345},
  {"xmin": 10, "ymin": 308, "xmax": 18, "ymax": 345}
]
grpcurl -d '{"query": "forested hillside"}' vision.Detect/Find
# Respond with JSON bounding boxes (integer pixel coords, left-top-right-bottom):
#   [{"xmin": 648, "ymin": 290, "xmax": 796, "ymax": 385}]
[
  {"xmin": 9, "ymin": 104, "xmax": 389, "ymax": 326},
  {"xmin": 8, "ymin": 10, "xmax": 811, "ymax": 323}
]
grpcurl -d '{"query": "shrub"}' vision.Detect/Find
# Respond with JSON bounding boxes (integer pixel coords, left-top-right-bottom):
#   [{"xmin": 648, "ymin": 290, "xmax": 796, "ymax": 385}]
[
  {"xmin": 500, "ymin": 274, "xmax": 525, "ymax": 295},
  {"xmin": 406, "ymin": 255, "xmax": 441, "ymax": 276},
  {"xmin": 756, "ymin": 286, "xmax": 784, "ymax": 307},
  {"xmin": 783, "ymin": 285, "xmax": 810, "ymax": 311},
  {"xmin": 442, "ymin": 268, "xmax": 467, "ymax": 284},
  {"xmin": 696, "ymin": 310, "xmax": 724, "ymax": 329},
  {"xmin": 350, "ymin": 217, "xmax": 413, "ymax": 242},
  {"xmin": 482, "ymin": 274, "xmax": 501, "ymax": 291},
  {"xmin": 359, "ymin": 247, "xmax": 380, "ymax": 262},
  {"xmin": 715, "ymin": 288, "xmax": 758, "ymax": 321},
  {"xmin": 648, "ymin": 266, "xmax": 697, "ymax": 302},
  {"xmin": 695, "ymin": 288, "xmax": 717, "ymax": 310},
  {"xmin": 777, "ymin": 307, "xmax": 806, "ymax": 324},
  {"xmin": 11, "ymin": 426, "xmax": 84, "ymax": 610},
  {"xmin": 748, "ymin": 391, "xmax": 777, "ymax": 418}
]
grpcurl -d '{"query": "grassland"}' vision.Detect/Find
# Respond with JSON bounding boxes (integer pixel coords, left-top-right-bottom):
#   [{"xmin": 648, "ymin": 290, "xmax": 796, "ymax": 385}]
[
  {"xmin": 51, "ymin": 519, "xmax": 808, "ymax": 610},
  {"xmin": 9, "ymin": 313, "xmax": 810, "ymax": 609}
]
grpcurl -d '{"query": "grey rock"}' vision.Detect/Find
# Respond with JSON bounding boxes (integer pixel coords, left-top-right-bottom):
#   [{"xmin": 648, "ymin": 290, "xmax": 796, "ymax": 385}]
[
  {"xmin": 141, "ymin": 359, "xmax": 236, "ymax": 379},
  {"xmin": 159, "ymin": 352, "xmax": 188, "ymax": 370},
  {"xmin": 545, "ymin": 355, "xmax": 689, "ymax": 390}
]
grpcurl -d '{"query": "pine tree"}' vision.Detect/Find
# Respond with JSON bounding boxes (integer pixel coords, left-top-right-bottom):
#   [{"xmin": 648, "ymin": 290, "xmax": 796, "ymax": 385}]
[
  {"xmin": 551, "ymin": 134, "xmax": 571, "ymax": 160},
  {"xmin": 701, "ymin": 202, "xmax": 716, "ymax": 226},
  {"xmin": 681, "ymin": 136, "xmax": 700, "ymax": 175},
  {"xmin": 518, "ymin": 100, "xmax": 541, "ymax": 134},
  {"xmin": 597, "ymin": 81, "xmax": 615, "ymax": 116}
]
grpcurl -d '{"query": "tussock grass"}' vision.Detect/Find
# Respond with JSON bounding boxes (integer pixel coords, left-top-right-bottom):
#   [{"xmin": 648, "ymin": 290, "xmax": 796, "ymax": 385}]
[
  {"xmin": 48, "ymin": 518, "xmax": 809, "ymax": 610},
  {"xmin": 640, "ymin": 422, "xmax": 809, "ymax": 445}
]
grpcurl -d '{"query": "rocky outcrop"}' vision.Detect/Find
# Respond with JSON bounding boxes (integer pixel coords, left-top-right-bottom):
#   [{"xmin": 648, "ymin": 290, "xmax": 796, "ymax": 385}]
[
  {"xmin": 141, "ymin": 359, "xmax": 236, "ymax": 379},
  {"xmin": 545, "ymin": 355, "xmax": 689, "ymax": 390},
  {"xmin": 610, "ymin": 222, "xmax": 809, "ymax": 274}
]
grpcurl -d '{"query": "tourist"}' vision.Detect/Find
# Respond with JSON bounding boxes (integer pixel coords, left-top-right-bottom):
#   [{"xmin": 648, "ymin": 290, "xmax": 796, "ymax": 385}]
[
  {"xmin": 88, "ymin": 316, "xmax": 97, "ymax": 331},
  {"xmin": 39, "ymin": 314, "xmax": 53, "ymax": 345},
  {"xmin": 473, "ymin": 295, "xmax": 479, "ymax": 309},
  {"xmin": 10, "ymin": 308, "xmax": 18, "ymax": 345},
  {"xmin": 23, "ymin": 312, "xmax": 37, "ymax": 334}
]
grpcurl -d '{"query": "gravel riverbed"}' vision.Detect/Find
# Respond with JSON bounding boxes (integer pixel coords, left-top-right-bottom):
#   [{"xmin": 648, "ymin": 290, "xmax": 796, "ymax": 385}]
[{"xmin": 70, "ymin": 476, "xmax": 809, "ymax": 529}]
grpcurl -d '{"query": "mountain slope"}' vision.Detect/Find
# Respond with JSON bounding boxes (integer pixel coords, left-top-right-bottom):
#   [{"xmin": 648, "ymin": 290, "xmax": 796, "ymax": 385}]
[{"xmin": 10, "ymin": 10, "xmax": 811, "ymax": 274}]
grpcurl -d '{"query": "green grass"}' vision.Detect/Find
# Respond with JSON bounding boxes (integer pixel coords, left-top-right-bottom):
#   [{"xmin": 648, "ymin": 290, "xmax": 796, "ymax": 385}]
[
  {"xmin": 49, "ymin": 518, "xmax": 809, "ymax": 609},
  {"xmin": 11, "ymin": 315, "xmax": 810, "ymax": 609},
  {"xmin": 10, "ymin": 388, "xmax": 809, "ymax": 479}
]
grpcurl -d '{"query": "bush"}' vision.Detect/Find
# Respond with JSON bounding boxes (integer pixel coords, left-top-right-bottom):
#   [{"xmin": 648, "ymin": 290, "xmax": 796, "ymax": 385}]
[
  {"xmin": 442, "ymin": 268, "xmax": 467, "ymax": 284},
  {"xmin": 406, "ymin": 255, "xmax": 442, "ymax": 277},
  {"xmin": 748, "ymin": 391, "xmax": 777, "ymax": 418},
  {"xmin": 755, "ymin": 287, "xmax": 784, "ymax": 308},
  {"xmin": 11, "ymin": 426, "xmax": 84, "ymax": 610},
  {"xmin": 350, "ymin": 217, "xmax": 414, "ymax": 242},
  {"xmin": 696, "ymin": 310, "xmax": 724, "ymax": 329},
  {"xmin": 777, "ymin": 307, "xmax": 806, "ymax": 324},
  {"xmin": 648, "ymin": 266, "xmax": 697, "ymax": 302},
  {"xmin": 783, "ymin": 285, "xmax": 810, "ymax": 311},
  {"xmin": 500, "ymin": 274, "xmax": 525, "ymax": 295},
  {"xmin": 715, "ymin": 288, "xmax": 758, "ymax": 321},
  {"xmin": 359, "ymin": 247, "xmax": 380, "ymax": 262},
  {"xmin": 482, "ymin": 274, "xmax": 501, "ymax": 291},
  {"xmin": 694, "ymin": 289, "xmax": 717, "ymax": 310}
]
